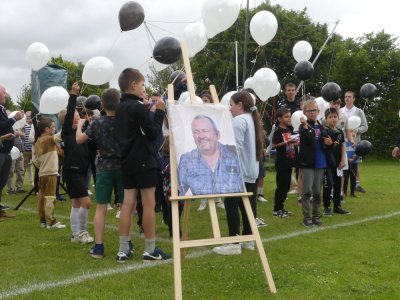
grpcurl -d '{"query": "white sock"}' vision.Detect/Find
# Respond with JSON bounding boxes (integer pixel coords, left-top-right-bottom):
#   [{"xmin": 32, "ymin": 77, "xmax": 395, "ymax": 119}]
[
  {"xmin": 257, "ymin": 188, "xmax": 263, "ymax": 196},
  {"xmin": 78, "ymin": 207, "xmax": 89, "ymax": 232},
  {"xmin": 70, "ymin": 207, "xmax": 80, "ymax": 237}
]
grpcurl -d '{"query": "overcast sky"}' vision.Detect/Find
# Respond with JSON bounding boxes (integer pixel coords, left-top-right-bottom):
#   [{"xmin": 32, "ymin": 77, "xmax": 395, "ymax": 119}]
[{"xmin": 0, "ymin": 0, "xmax": 398, "ymax": 103}]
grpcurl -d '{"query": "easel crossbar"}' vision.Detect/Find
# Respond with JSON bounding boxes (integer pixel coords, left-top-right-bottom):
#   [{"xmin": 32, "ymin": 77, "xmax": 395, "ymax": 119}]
[
  {"xmin": 179, "ymin": 235, "xmax": 256, "ymax": 248},
  {"xmin": 170, "ymin": 192, "xmax": 253, "ymax": 201}
]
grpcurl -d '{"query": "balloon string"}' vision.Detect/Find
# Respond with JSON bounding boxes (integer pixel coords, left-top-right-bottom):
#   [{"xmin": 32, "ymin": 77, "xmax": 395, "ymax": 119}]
[
  {"xmin": 80, "ymin": 83, "xmax": 87, "ymax": 95},
  {"xmin": 146, "ymin": 21, "xmax": 182, "ymax": 39},
  {"xmin": 105, "ymin": 32, "xmax": 123, "ymax": 58},
  {"xmin": 249, "ymin": 46, "xmax": 261, "ymax": 76}
]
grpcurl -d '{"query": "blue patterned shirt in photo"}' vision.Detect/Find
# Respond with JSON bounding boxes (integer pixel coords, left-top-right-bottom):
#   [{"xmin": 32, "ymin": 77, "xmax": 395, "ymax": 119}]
[{"xmin": 178, "ymin": 143, "xmax": 244, "ymax": 195}]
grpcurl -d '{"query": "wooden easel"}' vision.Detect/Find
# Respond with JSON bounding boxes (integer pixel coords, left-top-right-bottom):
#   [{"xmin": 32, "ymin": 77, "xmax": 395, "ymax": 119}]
[{"xmin": 168, "ymin": 42, "xmax": 276, "ymax": 300}]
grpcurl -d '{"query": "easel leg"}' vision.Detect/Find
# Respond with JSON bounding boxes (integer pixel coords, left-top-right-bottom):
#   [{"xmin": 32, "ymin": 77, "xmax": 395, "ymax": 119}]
[
  {"xmin": 14, "ymin": 187, "xmax": 36, "ymax": 210},
  {"xmin": 242, "ymin": 196, "xmax": 277, "ymax": 293},
  {"xmin": 172, "ymin": 201, "xmax": 183, "ymax": 300},
  {"xmin": 180, "ymin": 200, "xmax": 191, "ymax": 258},
  {"xmin": 208, "ymin": 199, "xmax": 221, "ymax": 238}
]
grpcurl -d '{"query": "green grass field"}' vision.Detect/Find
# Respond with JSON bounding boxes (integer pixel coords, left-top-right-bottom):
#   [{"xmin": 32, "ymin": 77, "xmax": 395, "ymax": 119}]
[{"xmin": 1, "ymin": 159, "xmax": 399, "ymax": 299}]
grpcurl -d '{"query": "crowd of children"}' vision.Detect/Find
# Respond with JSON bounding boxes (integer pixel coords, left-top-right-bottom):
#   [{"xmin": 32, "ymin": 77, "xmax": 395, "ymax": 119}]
[{"xmin": 2, "ymin": 72, "xmax": 368, "ymax": 260}]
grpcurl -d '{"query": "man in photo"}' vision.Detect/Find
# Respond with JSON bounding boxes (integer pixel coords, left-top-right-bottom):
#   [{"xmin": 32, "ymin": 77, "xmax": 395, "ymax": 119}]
[{"xmin": 178, "ymin": 115, "xmax": 244, "ymax": 195}]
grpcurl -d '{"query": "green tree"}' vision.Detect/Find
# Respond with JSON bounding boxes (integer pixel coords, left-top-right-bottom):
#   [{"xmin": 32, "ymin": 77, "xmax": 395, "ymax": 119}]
[
  {"xmin": 16, "ymin": 84, "xmax": 34, "ymax": 112},
  {"xmin": 4, "ymin": 94, "xmax": 17, "ymax": 111}
]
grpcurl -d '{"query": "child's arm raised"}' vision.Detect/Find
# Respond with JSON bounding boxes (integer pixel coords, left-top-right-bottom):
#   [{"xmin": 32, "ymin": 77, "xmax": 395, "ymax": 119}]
[
  {"xmin": 62, "ymin": 82, "xmax": 80, "ymax": 135},
  {"xmin": 136, "ymin": 99, "xmax": 165, "ymax": 141}
]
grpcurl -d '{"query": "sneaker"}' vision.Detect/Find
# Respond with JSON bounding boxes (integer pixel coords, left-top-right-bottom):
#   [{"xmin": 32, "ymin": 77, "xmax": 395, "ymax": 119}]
[
  {"xmin": 216, "ymin": 201, "xmax": 225, "ymax": 209},
  {"xmin": 71, "ymin": 231, "xmax": 94, "ymax": 244},
  {"xmin": 40, "ymin": 223, "xmax": 47, "ymax": 228},
  {"xmin": 143, "ymin": 247, "xmax": 171, "ymax": 261},
  {"xmin": 129, "ymin": 240, "xmax": 135, "ymax": 255},
  {"xmin": 47, "ymin": 222, "xmax": 66, "ymax": 229},
  {"xmin": 312, "ymin": 217, "xmax": 323, "ymax": 226},
  {"xmin": 213, "ymin": 243, "xmax": 241, "ymax": 255},
  {"xmin": 275, "ymin": 210, "xmax": 289, "ymax": 218},
  {"xmin": 355, "ymin": 185, "xmax": 366, "ymax": 193},
  {"xmin": 88, "ymin": 190, "xmax": 93, "ymax": 196},
  {"xmin": 302, "ymin": 218, "xmax": 313, "ymax": 227},
  {"xmin": 107, "ymin": 204, "xmax": 113, "ymax": 210},
  {"xmin": 6, "ymin": 190, "xmax": 15, "ymax": 195},
  {"xmin": 297, "ymin": 197, "xmax": 302, "ymax": 207},
  {"xmin": 288, "ymin": 188, "xmax": 297, "ymax": 194},
  {"xmin": 115, "ymin": 209, "xmax": 121, "ymax": 219},
  {"xmin": 116, "ymin": 251, "xmax": 132, "ymax": 262},
  {"xmin": 56, "ymin": 194, "xmax": 66, "ymax": 201},
  {"xmin": 257, "ymin": 194, "xmax": 268, "ymax": 202},
  {"xmin": 333, "ymin": 207, "xmax": 351, "ymax": 215},
  {"xmin": 255, "ymin": 217, "xmax": 267, "ymax": 227},
  {"xmin": 0, "ymin": 204, "xmax": 10, "ymax": 211},
  {"xmin": 90, "ymin": 244, "xmax": 104, "ymax": 259},
  {"xmin": 323, "ymin": 208, "xmax": 332, "ymax": 217},
  {"xmin": 197, "ymin": 201, "xmax": 207, "ymax": 211},
  {"xmin": 241, "ymin": 241, "xmax": 255, "ymax": 251}
]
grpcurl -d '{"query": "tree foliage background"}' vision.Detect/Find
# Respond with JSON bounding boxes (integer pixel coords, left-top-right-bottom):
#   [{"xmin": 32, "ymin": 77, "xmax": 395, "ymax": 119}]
[{"xmin": 147, "ymin": 2, "xmax": 400, "ymax": 157}]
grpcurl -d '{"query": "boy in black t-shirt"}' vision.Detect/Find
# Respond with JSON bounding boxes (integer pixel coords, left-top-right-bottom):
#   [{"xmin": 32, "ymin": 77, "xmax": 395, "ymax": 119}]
[
  {"xmin": 322, "ymin": 108, "xmax": 350, "ymax": 215},
  {"xmin": 272, "ymin": 108, "xmax": 298, "ymax": 217}
]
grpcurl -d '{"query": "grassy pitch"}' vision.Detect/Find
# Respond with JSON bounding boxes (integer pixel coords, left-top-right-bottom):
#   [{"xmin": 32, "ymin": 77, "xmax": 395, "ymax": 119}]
[{"xmin": 0, "ymin": 159, "xmax": 399, "ymax": 299}]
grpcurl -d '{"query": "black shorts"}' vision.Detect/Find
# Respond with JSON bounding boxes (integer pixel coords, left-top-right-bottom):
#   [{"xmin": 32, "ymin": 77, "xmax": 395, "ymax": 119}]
[
  {"xmin": 63, "ymin": 170, "xmax": 88, "ymax": 198},
  {"xmin": 123, "ymin": 169, "xmax": 157, "ymax": 189}
]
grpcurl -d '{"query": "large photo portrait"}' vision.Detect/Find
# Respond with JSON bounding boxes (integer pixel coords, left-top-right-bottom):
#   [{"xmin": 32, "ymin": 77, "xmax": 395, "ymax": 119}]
[{"xmin": 168, "ymin": 104, "xmax": 245, "ymax": 196}]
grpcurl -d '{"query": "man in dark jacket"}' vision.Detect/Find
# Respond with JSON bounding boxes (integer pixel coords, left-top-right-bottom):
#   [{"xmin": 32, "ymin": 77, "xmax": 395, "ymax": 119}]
[
  {"xmin": 0, "ymin": 84, "xmax": 24, "ymax": 213},
  {"xmin": 115, "ymin": 68, "xmax": 170, "ymax": 262},
  {"xmin": 278, "ymin": 82, "xmax": 300, "ymax": 115}
]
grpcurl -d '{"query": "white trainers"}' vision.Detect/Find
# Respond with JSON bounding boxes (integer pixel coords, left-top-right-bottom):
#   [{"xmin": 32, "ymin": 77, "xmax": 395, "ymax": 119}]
[
  {"xmin": 197, "ymin": 201, "xmax": 207, "ymax": 211},
  {"xmin": 288, "ymin": 188, "xmax": 297, "ymax": 194},
  {"xmin": 47, "ymin": 222, "xmax": 66, "ymax": 229},
  {"xmin": 88, "ymin": 190, "xmax": 93, "ymax": 196},
  {"xmin": 255, "ymin": 217, "xmax": 267, "ymax": 227},
  {"xmin": 40, "ymin": 223, "xmax": 47, "ymax": 228},
  {"xmin": 257, "ymin": 194, "xmax": 268, "ymax": 202},
  {"xmin": 71, "ymin": 231, "xmax": 94, "ymax": 244},
  {"xmin": 115, "ymin": 209, "xmax": 121, "ymax": 219},
  {"xmin": 107, "ymin": 204, "xmax": 113, "ymax": 211},
  {"xmin": 213, "ymin": 243, "xmax": 242, "ymax": 255},
  {"xmin": 241, "ymin": 241, "xmax": 255, "ymax": 251},
  {"xmin": 216, "ymin": 201, "xmax": 225, "ymax": 209}
]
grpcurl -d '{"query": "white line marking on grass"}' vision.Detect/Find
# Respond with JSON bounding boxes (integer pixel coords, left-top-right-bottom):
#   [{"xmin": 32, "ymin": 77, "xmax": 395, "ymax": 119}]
[{"xmin": 1, "ymin": 210, "xmax": 399, "ymax": 299}]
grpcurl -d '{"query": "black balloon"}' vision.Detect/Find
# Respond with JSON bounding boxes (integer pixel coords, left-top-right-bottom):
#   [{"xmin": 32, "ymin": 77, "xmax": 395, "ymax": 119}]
[
  {"xmin": 360, "ymin": 83, "xmax": 377, "ymax": 100},
  {"xmin": 294, "ymin": 61, "xmax": 314, "ymax": 81},
  {"xmin": 119, "ymin": 1, "xmax": 145, "ymax": 31},
  {"xmin": 85, "ymin": 95, "xmax": 101, "ymax": 110},
  {"xmin": 153, "ymin": 37, "xmax": 182, "ymax": 65},
  {"xmin": 321, "ymin": 82, "xmax": 342, "ymax": 102},
  {"xmin": 170, "ymin": 70, "xmax": 185, "ymax": 83},
  {"xmin": 355, "ymin": 140, "xmax": 373, "ymax": 156}
]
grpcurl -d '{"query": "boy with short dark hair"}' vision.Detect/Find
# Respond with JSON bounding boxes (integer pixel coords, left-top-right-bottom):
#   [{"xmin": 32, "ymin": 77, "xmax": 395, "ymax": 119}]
[
  {"xmin": 76, "ymin": 88, "xmax": 124, "ymax": 258},
  {"xmin": 115, "ymin": 68, "xmax": 170, "ymax": 262},
  {"xmin": 272, "ymin": 107, "xmax": 298, "ymax": 218},
  {"xmin": 59, "ymin": 82, "xmax": 93, "ymax": 244},
  {"xmin": 33, "ymin": 116, "xmax": 65, "ymax": 229},
  {"xmin": 322, "ymin": 108, "xmax": 350, "ymax": 216}
]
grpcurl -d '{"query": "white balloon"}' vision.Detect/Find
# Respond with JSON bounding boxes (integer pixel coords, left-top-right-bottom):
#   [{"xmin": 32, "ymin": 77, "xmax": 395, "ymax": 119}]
[
  {"xmin": 243, "ymin": 77, "xmax": 255, "ymax": 89},
  {"xmin": 183, "ymin": 22, "xmax": 208, "ymax": 57},
  {"xmin": 26, "ymin": 42, "xmax": 49, "ymax": 71},
  {"xmin": 271, "ymin": 81, "xmax": 281, "ymax": 97},
  {"xmin": 8, "ymin": 111, "xmax": 26, "ymax": 130},
  {"xmin": 292, "ymin": 41, "xmax": 313, "ymax": 62},
  {"xmin": 348, "ymin": 116, "xmax": 361, "ymax": 130},
  {"xmin": 183, "ymin": 95, "xmax": 203, "ymax": 104},
  {"xmin": 82, "ymin": 56, "xmax": 114, "ymax": 85},
  {"xmin": 291, "ymin": 110, "xmax": 307, "ymax": 132},
  {"xmin": 39, "ymin": 86, "xmax": 69, "ymax": 114},
  {"xmin": 202, "ymin": 0, "xmax": 240, "ymax": 38},
  {"xmin": 178, "ymin": 91, "xmax": 189, "ymax": 103},
  {"xmin": 315, "ymin": 97, "xmax": 330, "ymax": 121},
  {"xmin": 252, "ymin": 67, "xmax": 278, "ymax": 101},
  {"xmin": 150, "ymin": 58, "xmax": 168, "ymax": 72},
  {"xmin": 221, "ymin": 91, "xmax": 237, "ymax": 108},
  {"xmin": 11, "ymin": 146, "xmax": 20, "ymax": 160},
  {"xmin": 250, "ymin": 11, "xmax": 278, "ymax": 46}
]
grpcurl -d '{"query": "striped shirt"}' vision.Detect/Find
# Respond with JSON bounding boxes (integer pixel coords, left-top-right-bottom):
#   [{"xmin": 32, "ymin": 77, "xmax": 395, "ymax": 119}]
[{"xmin": 24, "ymin": 124, "xmax": 32, "ymax": 152}]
